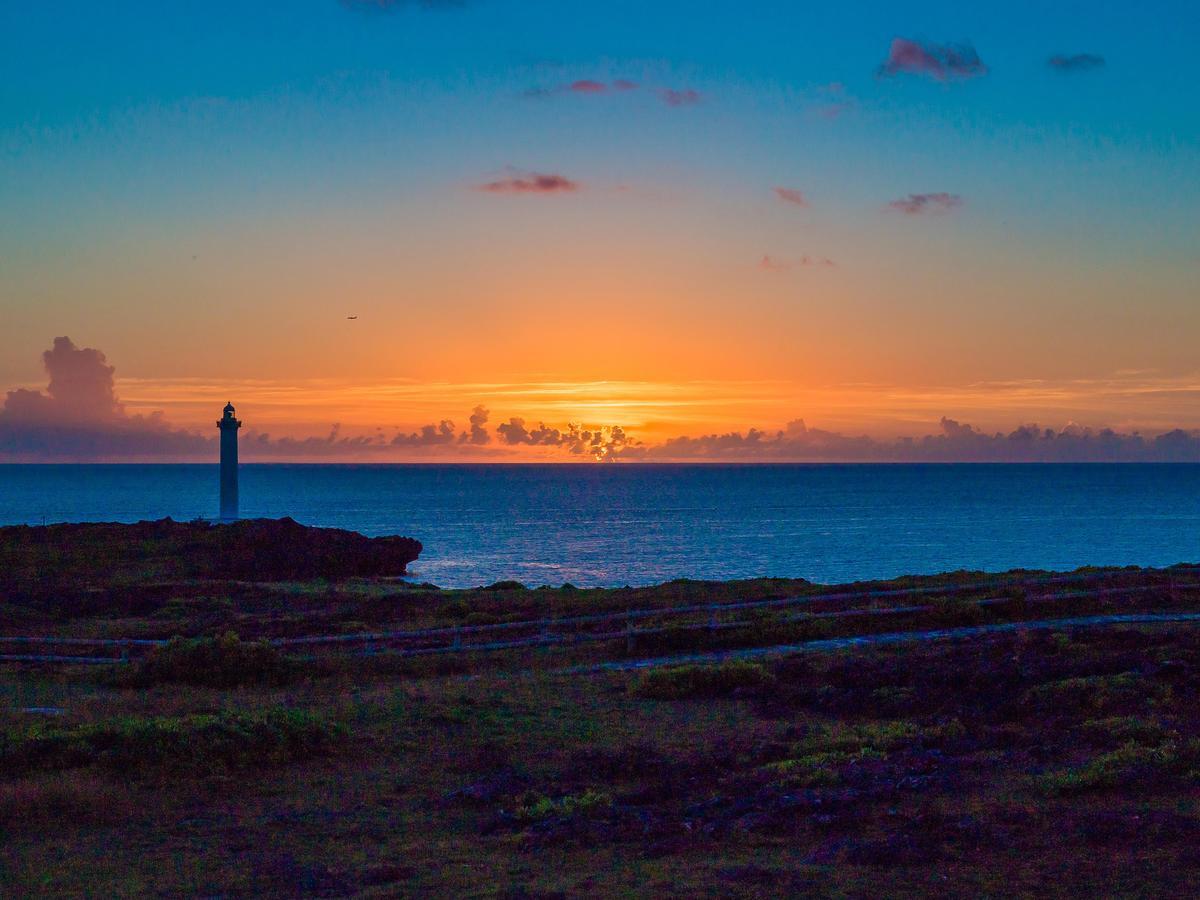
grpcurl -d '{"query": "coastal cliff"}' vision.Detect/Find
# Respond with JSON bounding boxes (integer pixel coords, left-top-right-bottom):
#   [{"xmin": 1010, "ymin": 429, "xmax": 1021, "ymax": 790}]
[{"xmin": 0, "ymin": 517, "xmax": 422, "ymax": 594}]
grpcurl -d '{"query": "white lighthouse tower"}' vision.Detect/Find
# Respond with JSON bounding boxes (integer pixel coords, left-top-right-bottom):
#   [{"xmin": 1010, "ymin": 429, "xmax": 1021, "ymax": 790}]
[{"xmin": 217, "ymin": 402, "xmax": 242, "ymax": 521}]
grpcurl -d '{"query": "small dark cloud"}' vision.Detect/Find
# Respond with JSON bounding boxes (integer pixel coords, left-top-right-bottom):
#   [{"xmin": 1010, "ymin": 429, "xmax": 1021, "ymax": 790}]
[
  {"xmin": 759, "ymin": 255, "xmax": 790, "ymax": 272},
  {"xmin": 463, "ymin": 405, "xmax": 491, "ymax": 445},
  {"xmin": 659, "ymin": 88, "xmax": 702, "ymax": 107},
  {"xmin": 570, "ymin": 80, "xmax": 607, "ymax": 94},
  {"xmin": 475, "ymin": 172, "xmax": 581, "ymax": 195},
  {"xmin": 1048, "ymin": 53, "xmax": 1106, "ymax": 73},
  {"xmin": 887, "ymin": 192, "xmax": 963, "ymax": 215},
  {"xmin": 391, "ymin": 419, "xmax": 457, "ymax": 446},
  {"xmin": 774, "ymin": 187, "xmax": 808, "ymax": 207},
  {"xmin": 877, "ymin": 38, "xmax": 987, "ymax": 81}
]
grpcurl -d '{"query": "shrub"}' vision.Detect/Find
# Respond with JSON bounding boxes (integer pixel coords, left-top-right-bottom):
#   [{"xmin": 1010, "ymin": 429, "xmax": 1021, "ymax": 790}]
[
  {"xmin": 515, "ymin": 789, "xmax": 612, "ymax": 823},
  {"xmin": 482, "ymin": 580, "xmax": 527, "ymax": 592},
  {"xmin": 1037, "ymin": 739, "xmax": 1200, "ymax": 796},
  {"xmin": 1023, "ymin": 672, "xmax": 1157, "ymax": 715},
  {"xmin": 0, "ymin": 772, "xmax": 134, "ymax": 833},
  {"xmin": 122, "ymin": 633, "xmax": 296, "ymax": 688},
  {"xmin": 632, "ymin": 661, "xmax": 775, "ymax": 700},
  {"xmin": 1080, "ymin": 716, "xmax": 1170, "ymax": 748},
  {"xmin": 0, "ymin": 708, "xmax": 345, "ymax": 776}
]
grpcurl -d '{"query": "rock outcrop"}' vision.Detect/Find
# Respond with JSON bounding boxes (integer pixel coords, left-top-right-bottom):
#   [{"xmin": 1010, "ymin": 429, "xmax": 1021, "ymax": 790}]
[{"xmin": 0, "ymin": 517, "xmax": 422, "ymax": 597}]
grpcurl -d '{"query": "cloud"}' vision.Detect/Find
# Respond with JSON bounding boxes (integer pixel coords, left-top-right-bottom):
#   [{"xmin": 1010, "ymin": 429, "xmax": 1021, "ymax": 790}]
[
  {"xmin": 760, "ymin": 254, "xmax": 834, "ymax": 271},
  {"xmin": 0, "ymin": 337, "xmax": 211, "ymax": 460},
  {"xmin": 774, "ymin": 187, "xmax": 808, "ymax": 207},
  {"xmin": 525, "ymin": 79, "xmax": 640, "ymax": 99},
  {"xmin": 615, "ymin": 416, "xmax": 1200, "ymax": 463},
  {"xmin": 759, "ymin": 255, "xmax": 790, "ymax": 272},
  {"xmin": 807, "ymin": 82, "xmax": 857, "ymax": 119},
  {"xmin": 887, "ymin": 192, "xmax": 963, "ymax": 215},
  {"xmin": 659, "ymin": 88, "xmax": 702, "ymax": 107},
  {"xmin": 1048, "ymin": 53, "xmax": 1106, "ymax": 73},
  {"xmin": 10, "ymin": 339, "xmax": 1200, "ymax": 465},
  {"xmin": 475, "ymin": 172, "xmax": 580, "ymax": 195},
  {"xmin": 463, "ymin": 404, "xmax": 491, "ymax": 445},
  {"xmin": 391, "ymin": 419, "xmax": 457, "ymax": 446},
  {"xmin": 569, "ymin": 79, "xmax": 608, "ymax": 94},
  {"xmin": 495, "ymin": 417, "xmax": 633, "ymax": 461},
  {"xmin": 877, "ymin": 38, "xmax": 988, "ymax": 81}
]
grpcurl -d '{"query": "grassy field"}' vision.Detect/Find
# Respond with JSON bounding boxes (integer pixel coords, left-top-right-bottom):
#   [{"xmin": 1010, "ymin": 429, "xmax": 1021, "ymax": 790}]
[{"xmin": 5, "ymin": 557, "xmax": 1200, "ymax": 896}]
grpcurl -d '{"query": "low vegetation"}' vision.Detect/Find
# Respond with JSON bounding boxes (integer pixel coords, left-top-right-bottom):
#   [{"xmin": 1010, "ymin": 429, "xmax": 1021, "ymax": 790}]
[
  {"xmin": 1, "ymin": 708, "xmax": 344, "ymax": 776},
  {"xmin": 6, "ymin": 544, "xmax": 1200, "ymax": 894},
  {"xmin": 120, "ymin": 633, "xmax": 297, "ymax": 688},
  {"xmin": 632, "ymin": 660, "xmax": 775, "ymax": 699}
]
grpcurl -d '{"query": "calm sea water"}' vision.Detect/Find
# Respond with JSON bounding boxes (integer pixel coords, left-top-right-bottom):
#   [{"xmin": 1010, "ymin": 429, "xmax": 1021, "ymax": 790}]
[{"xmin": 2, "ymin": 464, "xmax": 1199, "ymax": 588}]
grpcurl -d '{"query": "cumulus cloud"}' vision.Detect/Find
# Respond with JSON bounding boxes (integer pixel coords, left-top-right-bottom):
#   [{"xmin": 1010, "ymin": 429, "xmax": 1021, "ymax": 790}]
[
  {"xmin": 496, "ymin": 417, "xmax": 633, "ymax": 461},
  {"xmin": 463, "ymin": 404, "xmax": 491, "ymax": 445},
  {"xmin": 1048, "ymin": 53, "xmax": 1106, "ymax": 73},
  {"xmin": 475, "ymin": 172, "xmax": 580, "ymax": 194},
  {"xmin": 659, "ymin": 88, "xmax": 702, "ymax": 107},
  {"xmin": 774, "ymin": 187, "xmax": 808, "ymax": 207},
  {"xmin": 391, "ymin": 419, "xmax": 457, "ymax": 446},
  {"xmin": 877, "ymin": 38, "xmax": 988, "ymax": 81},
  {"xmin": 887, "ymin": 192, "xmax": 963, "ymax": 215},
  {"xmin": 0, "ymin": 337, "xmax": 211, "ymax": 460}
]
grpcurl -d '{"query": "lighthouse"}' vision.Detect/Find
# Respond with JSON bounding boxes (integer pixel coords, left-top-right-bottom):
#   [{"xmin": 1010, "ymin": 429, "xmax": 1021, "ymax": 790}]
[{"xmin": 217, "ymin": 402, "xmax": 242, "ymax": 521}]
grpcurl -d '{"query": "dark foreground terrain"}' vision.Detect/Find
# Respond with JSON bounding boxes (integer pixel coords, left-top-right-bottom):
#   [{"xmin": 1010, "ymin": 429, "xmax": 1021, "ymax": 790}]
[{"xmin": 4, "ymin": 522, "xmax": 1200, "ymax": 896}]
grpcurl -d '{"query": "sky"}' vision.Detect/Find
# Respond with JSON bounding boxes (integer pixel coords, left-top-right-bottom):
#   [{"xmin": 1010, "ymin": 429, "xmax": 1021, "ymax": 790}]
[{"xmin": 2, "ymin": 1, "xmax": 1199, "ymax": 461}]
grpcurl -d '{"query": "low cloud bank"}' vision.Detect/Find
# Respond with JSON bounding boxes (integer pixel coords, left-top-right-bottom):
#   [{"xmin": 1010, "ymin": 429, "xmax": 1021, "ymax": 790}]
[
  {"xmin": 496, "ymin": 417, "xmax": 631, "ymax": 461},
  {"xmin": 7, "ymin": 338, "xmax": 1200, "ymax": 463},
  {"xmin": 616, "ymin": 418, "xmax": 1200, "ymax": 463}
]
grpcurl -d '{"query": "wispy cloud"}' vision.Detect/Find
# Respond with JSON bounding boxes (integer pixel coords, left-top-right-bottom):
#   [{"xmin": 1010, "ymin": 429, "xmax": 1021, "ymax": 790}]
[
  {"xmin": 475, "ymin": 171, "xmax": 580, "ymax": 195},
  {"xmin": 1047, "ymin": 53, "xmax": 1106, "ymax": 73},
  {"xmin": 525, "ymin": 79, "xmax": 640, "ymax": 99},
  {"xmin": 659, "ymin": 88, "xmax": 702, "ymax": 107},
  {"xmin": 877, "ymin": 38, "xmax": 988, "ymax": 81},
  {"xmin": 569, "ymin": 79, "xmax": 607, "ymax": 94},
  {"xmin": 759, "ymin": 255, "xmax": 790, "ymax": 272},
  {"xmin": 887, "ymin": 192, "xmax": 963, "ymax": 215},
  {"xmin": 774, "ymin": 187, "xmax": 808, "ymax": 207}
]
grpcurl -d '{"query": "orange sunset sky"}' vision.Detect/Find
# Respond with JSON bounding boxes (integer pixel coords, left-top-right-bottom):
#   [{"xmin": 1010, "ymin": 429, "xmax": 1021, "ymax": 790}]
[{"xmin": 2, "ymin": 1, "xmax": 1198, "ymax": 461}]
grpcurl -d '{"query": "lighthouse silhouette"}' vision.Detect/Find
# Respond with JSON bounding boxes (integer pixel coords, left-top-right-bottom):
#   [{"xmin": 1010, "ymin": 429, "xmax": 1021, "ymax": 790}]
[{"xmin": 217, "ymin": 402, "xmax": 242, "ymax": 521}]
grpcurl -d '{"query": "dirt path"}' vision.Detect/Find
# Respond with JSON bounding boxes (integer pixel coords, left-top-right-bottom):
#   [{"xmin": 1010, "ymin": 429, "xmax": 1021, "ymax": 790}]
[{"xmin": 573, "ymin": 611, "xmax": 1200, "ymax": 673}]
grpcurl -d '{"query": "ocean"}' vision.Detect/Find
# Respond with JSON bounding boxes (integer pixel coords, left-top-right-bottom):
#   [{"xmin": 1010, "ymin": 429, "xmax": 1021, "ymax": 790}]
[{"xmin": 2, "ymin": 464, "xmax": 1199, "ymax": 588}]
